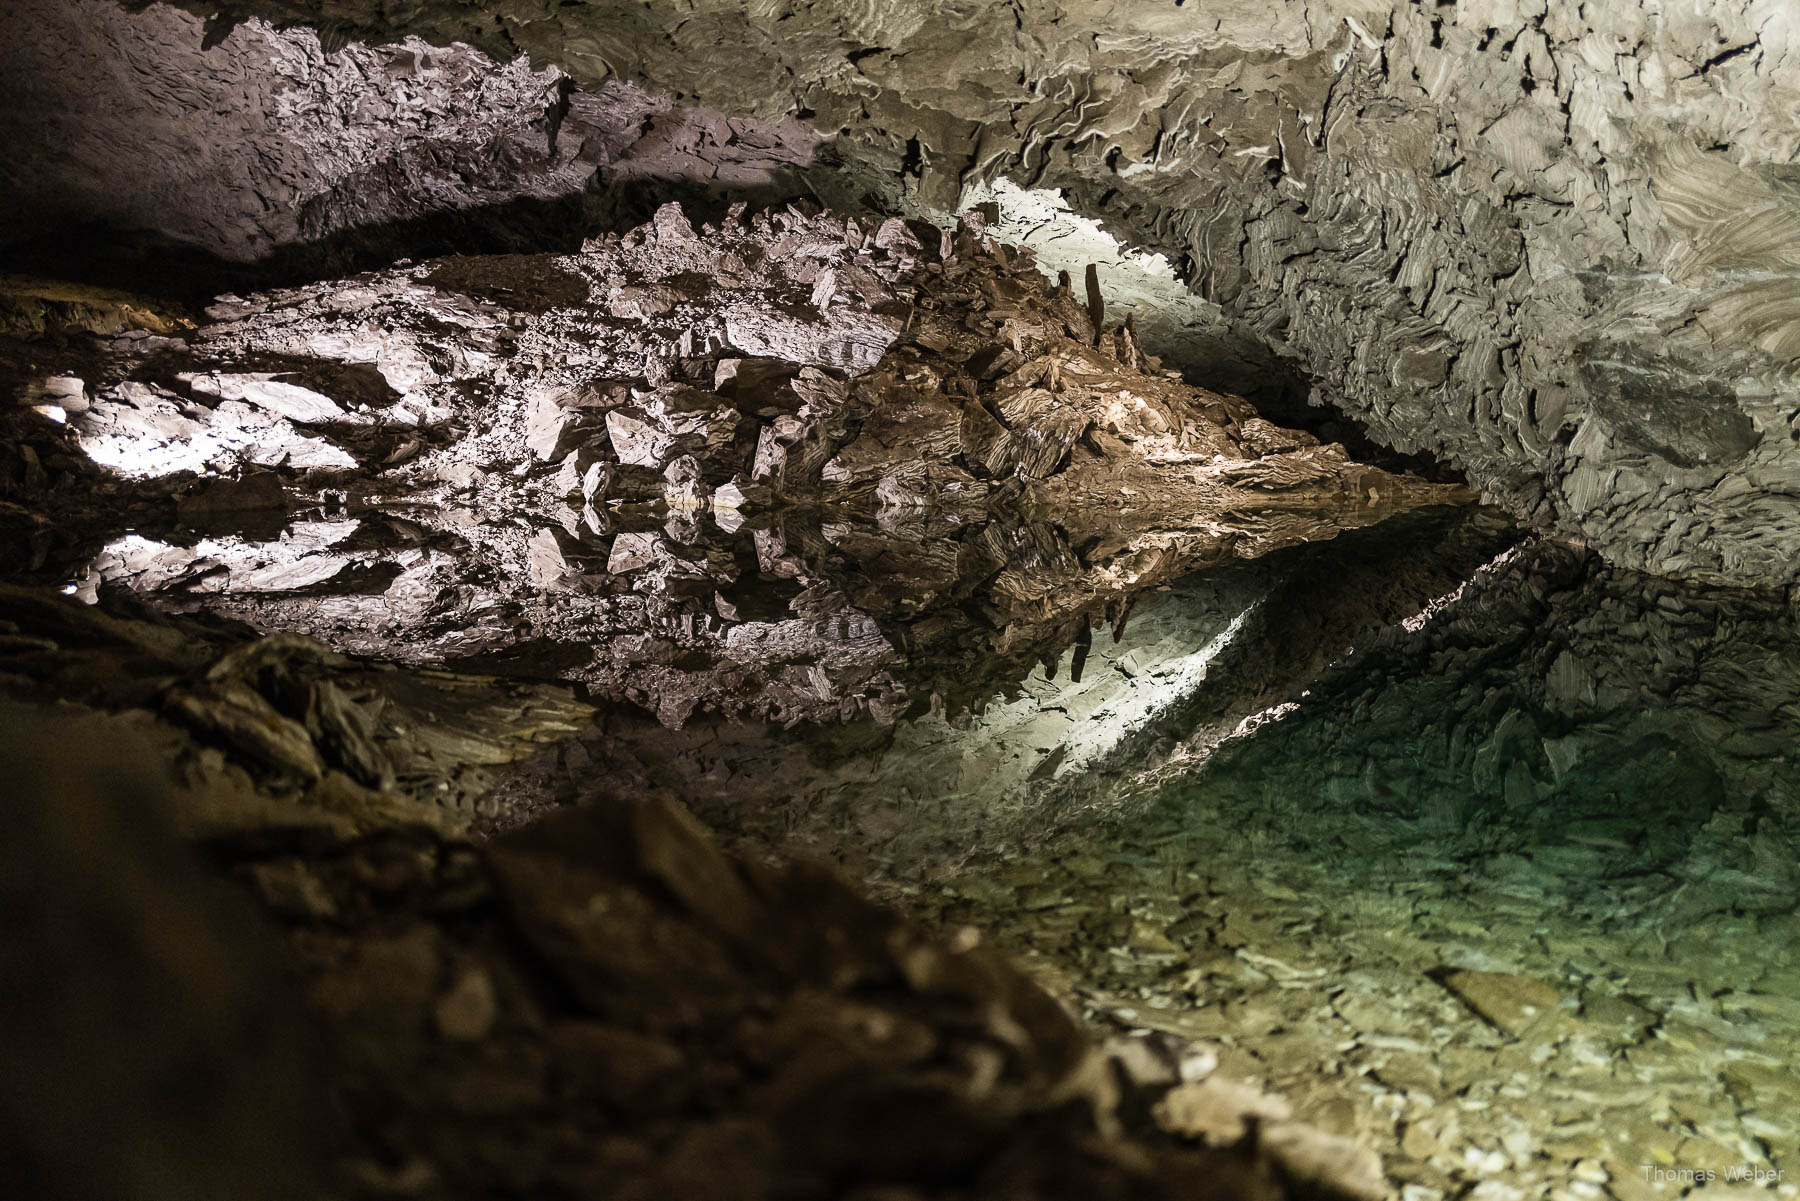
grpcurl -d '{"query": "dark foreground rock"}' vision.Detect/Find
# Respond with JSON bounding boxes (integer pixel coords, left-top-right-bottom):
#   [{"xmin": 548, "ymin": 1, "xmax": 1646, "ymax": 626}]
[
  {"xmin": 0, "ymin": 704, "xmax": 328, "ymax": 1201},
  {"xmin": 1, "ymin": 667, "xmax": 1387, "ymax": 1201}
]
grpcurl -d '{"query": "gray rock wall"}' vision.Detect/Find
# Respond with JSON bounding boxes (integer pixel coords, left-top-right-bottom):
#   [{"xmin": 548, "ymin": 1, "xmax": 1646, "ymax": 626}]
[
  {"xmin": 0, "ymin": 0, "xmax": 819, "ymax": 292},
  {"xmin": 504, "ymin": 0, "xmax": 1800, "ymax": 589},
  {"xmin": 0, "ymin": 0, "xmax": 581, "ymax": 272}
]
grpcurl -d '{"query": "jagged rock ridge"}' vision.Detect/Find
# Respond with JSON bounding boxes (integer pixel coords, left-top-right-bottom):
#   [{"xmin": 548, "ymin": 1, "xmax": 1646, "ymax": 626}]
[{"xmin": 16, "ymin": 202, "xmax": 1464, "ymax": 727}]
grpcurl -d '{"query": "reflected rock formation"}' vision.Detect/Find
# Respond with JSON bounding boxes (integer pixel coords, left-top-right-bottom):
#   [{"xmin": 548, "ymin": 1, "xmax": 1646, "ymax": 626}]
[
  {"xmin": 1186, "ymin": 539, "xmax": 1800, "ymax": 923},
  {"xmin": 26, "ymin": 204, "xmax": 1465, "ymax": 726}
]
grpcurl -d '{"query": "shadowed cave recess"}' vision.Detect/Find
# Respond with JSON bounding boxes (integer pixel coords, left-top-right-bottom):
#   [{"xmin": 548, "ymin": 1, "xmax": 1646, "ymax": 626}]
[{"xmin": 3, "ymin": 2, "xmax": 1800, "ymax": 1200}]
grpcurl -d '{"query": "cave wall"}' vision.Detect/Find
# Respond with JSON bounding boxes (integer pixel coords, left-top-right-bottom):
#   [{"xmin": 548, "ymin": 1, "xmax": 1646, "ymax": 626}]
[
  {"xmin": 0, "ymin": 0, "xmax": 820, "ymax": 294},
  {"xmin": 6, "ymin": 0, "xmax": 1800, "ymax": 586},
  {"xmin": 0, "ymin": 0, "xmax": 583, "ymax": 282},
  {"xmin": 507, "ymin": 0, "xmax": 1800, "ymax": 589}
]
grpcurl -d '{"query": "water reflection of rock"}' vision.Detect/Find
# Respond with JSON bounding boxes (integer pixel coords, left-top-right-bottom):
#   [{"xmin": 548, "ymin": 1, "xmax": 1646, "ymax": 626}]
[
  {"xmin": 1175, "ymin": 541, "xmax": 1800, "ymax": 926},
  {"xmin": 32, "ymin": 202, "xmax": 1465, "ymax": 726},
  {"xmin": 555, "ymin": 507, "xmax": 1523, "ymax": 873},
  {"xmin": 74, "ymin": 489, "xmax": 1465, "ymax": 729}
]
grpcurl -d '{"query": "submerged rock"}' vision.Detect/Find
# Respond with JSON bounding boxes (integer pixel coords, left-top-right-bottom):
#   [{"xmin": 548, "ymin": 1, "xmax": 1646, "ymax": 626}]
[{"xmin": 1441, "ymin": 971, "xmax": 1562, "ymax": 1040}]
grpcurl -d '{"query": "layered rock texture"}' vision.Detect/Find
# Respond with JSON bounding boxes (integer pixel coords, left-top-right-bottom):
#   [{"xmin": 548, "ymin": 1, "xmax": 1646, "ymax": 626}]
[
  {"xmin": 0, "ymin": 0, "xmax": 819, "ymax": 294},
  {"xmin": 7, "ymin": 203, "xmax": 1464, "ymax": 729},
  {"xmin": 10, "ymin": 0, "xmax": 1800, "ymax": 586}
]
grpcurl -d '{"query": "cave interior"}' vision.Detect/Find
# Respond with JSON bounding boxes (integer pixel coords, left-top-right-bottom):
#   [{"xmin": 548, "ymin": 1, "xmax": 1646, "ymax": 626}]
[{"xmin": 2, "ymin": 2, "xmax": 1799, "ymax": 1200}]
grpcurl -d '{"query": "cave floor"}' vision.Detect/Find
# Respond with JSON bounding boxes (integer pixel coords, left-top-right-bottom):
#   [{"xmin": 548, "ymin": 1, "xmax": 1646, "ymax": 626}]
[{"xmin": 883, "ymin": 793, "xmax": 1800, "ymax": 1201}]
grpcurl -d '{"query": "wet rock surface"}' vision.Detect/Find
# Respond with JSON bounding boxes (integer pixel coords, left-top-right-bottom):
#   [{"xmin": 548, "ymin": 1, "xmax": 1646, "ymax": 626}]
[
  {"xmin": 0, "ymin": 582, "xmax": 592, "ymax": 833},
  {"xmin": 4, "ymin": 657, "xmax": 1383, "ymax": 1201},
  {"xmin": 8, "ymin": 202, "xmax": 1462, "ymax": 729}
]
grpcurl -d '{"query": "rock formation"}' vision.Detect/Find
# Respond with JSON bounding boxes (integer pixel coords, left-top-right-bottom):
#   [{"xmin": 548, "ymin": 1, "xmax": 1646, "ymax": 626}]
[
  {"xmin": 10, "ymin": 0, "xmax": 1800, "ymax": 586},
  {"xmin": 11, "ymin": 202, "xmax": 1465, "ymax": 729},
  {"xmin": 0, "ymin": 0, "xmax": 820, "ymax": 295},
  {"xmin": 1202, "ymin": 536, "xmax": 1800, "ymax": 898}
]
